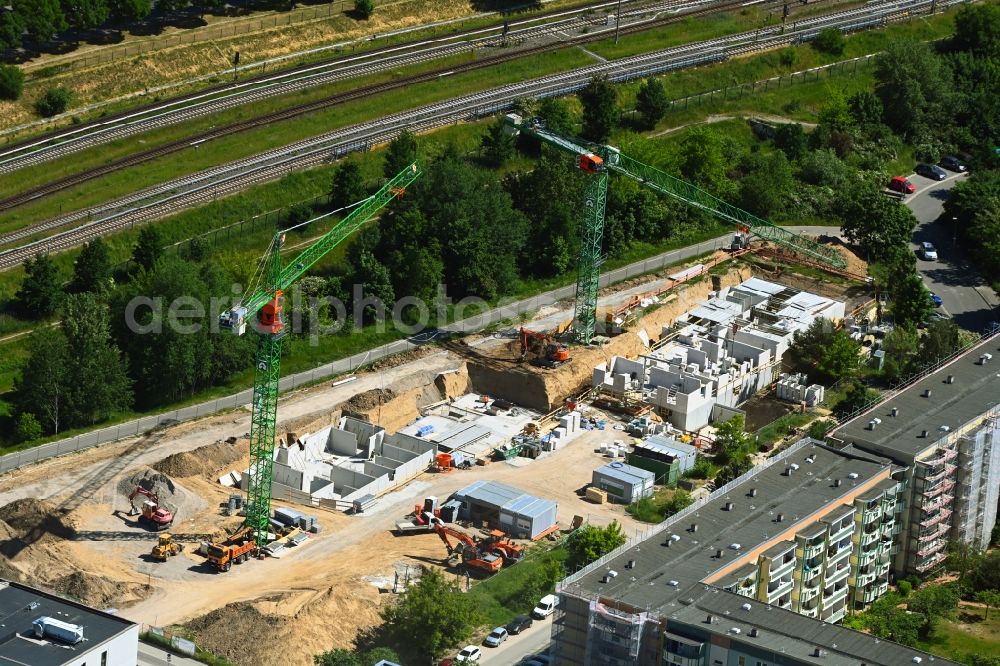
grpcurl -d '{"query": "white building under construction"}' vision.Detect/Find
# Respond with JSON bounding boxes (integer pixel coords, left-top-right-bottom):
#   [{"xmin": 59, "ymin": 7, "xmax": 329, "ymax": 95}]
[{"xmin": 593, "ymin": 278, "xmax": 845, "ymax": 431}]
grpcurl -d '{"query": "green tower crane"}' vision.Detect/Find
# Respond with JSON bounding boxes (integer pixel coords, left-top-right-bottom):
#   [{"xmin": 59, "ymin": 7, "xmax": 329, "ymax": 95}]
[
  {"xmin": 219, "ymin": 162, "xmax": 422, "ymax": 550},
  {"xmin": 504, "ymin": 115, "xmax": 847, "ymax": 344}
]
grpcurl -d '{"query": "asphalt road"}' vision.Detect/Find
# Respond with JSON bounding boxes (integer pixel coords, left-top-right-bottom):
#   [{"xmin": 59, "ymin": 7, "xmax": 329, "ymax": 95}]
[
  {"xmin": 905, "ymin": 170, "xmax": 1000, "ymax": 332},
  {"xmin": 477, "ymin": 615, "xmax": 553, "ymax": 665}
]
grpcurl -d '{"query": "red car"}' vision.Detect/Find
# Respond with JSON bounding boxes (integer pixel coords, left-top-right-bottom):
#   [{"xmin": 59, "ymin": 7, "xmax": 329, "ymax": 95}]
[{"xmin": 889, "ymin": 176, "xmax": 915, "ymax": 194}]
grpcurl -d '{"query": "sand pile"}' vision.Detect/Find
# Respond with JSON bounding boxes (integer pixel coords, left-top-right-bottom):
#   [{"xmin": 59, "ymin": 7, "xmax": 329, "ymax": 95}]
[
  {"xmin": 342, "ymin": 388, "xmax": 396, "ymax": 412},
  {"xmin": 0, "ymin": 498, "xmax": 76, "ymax": 542},
  {"xmin": 52, "ymin": 571, "xmax": 150, "ymax": 609},
  {"xmin": 117, "ymin": 468, "xmax": 176, "ymax": 502},
  {"xmin": 187, "ymin": 601, "xmax": 287, "ymax": 666},
  {"xmin": 153, "ymin": 439, "xmax": 248, "ymax": 479}
]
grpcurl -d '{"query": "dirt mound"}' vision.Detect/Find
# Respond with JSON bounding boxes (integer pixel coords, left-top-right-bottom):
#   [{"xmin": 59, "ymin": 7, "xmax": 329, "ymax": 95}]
[
  {"xmin": 0, "ymin": 498, "xmax": 76, "ymax": 540},
  {"xmin": 435, "ymin": 367, "xmax": 471, "ymax": 399},
  {"xmin": 116, "ymin": 468, "xmax": 177, "ymax": 503},
  {"xmin": 342, "ymin": 388, "xmax": 396, "ymax": 412},
  {"xmin": 153, "ymin": 439, "xmax": 247, "ymax": 479},
  {"xmin": 187, "ymin": 601, "xmax": 288, "ymax": 666},
  {"xmin": 52, "ymin": 571, "xmax": 150, "ymax": 609}
]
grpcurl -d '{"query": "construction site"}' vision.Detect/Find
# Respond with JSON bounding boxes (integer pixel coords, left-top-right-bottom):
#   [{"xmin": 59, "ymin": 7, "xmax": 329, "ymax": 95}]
[{"xmin": 0, "ymin": 121, "xmax": 877, "ymax": 666}]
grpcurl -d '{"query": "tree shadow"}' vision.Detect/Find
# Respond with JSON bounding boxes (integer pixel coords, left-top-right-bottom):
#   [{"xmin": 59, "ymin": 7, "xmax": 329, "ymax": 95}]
[{"xmin": 471, "ymin": 0, "xmax": 543, "ymax": 14}]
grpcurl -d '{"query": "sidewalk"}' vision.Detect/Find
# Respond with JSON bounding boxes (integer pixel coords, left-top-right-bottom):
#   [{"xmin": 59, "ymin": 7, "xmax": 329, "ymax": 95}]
[{"xmin": 138, "ymin": 641, "xmax": 203, "ymax": 666}]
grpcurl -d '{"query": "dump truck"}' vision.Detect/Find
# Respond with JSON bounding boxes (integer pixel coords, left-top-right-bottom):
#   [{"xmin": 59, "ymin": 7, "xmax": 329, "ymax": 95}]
[
  {"xmin": 151, "ymin": 533, "xmax": 182, "ymax": 561},
  {"xmin": 207, "ymin": 526, "xmax": 255, "ymax": 571}
]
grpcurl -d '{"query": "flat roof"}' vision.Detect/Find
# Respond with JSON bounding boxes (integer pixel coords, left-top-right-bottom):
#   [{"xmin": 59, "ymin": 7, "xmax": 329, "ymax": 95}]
[
  {"xmin": 832, "ymin": 332, "xmax": 1000, "ymax": 461},
  {"xmin": 594, "ymin": 462, "xmax": 655, "ymax": 485},
  {"xmin": 663, "ymin": 586, "xmax": 962, "ymax": 666},
  {"xmin": 0, "ymin": 580, "xmax": 135, "ymax": 666},
  {"xmin": 455, "ymin": 480, "xmax": 526, "ymax": 508},
  {"xmin": 504, "ymin": 495, "xmax": 556, "ymax": 519},
  {"xmin": 559, "ymin": 439, "xmax": 892, "ymax": 615},
  {"xmin": 641, "ymin": 435, "xmax": 698, "ymax": 457}
]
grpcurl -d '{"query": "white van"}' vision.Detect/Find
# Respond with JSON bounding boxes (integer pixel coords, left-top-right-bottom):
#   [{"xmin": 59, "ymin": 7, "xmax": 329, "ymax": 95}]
[{"xmin": 531, "ymin": 594, "xmax": 557, "ymax": 619}]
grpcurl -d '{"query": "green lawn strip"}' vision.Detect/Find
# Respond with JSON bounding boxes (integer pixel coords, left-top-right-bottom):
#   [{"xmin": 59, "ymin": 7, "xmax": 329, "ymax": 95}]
[
  {"xmin": 914, "ymin": 605, "xmax": 1000, "ymax": 662},
  {"xmin": 466, "ymin": 543, "xmax": 568, "ymax": 628},
  {"xmin": 755, "ymin": 411, "xmax": 815, "ymax": 446},
  {"xmin": 0, "ymin": 48, "xmax": 592, "ymax": 236}
]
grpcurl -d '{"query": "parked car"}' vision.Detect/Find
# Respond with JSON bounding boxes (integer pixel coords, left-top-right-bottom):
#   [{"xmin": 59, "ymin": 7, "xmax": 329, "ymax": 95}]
[
  {"xmin": 920, "ymin": 242, "xmax": 938, "ymax": 261},
  {"xmin": 532, "ymin": 594, "xmax": 558, "ymax": 619},
  {"xmin": 940, "ymin": 155, "xmax": 967, "ymax": 172},
  {"xmin": 916, "ymin": 163, "xmax": 947, "ymax": 180},
  {"xmin": 507, "ymin": 615, "xmax": 534, "ymax": 635},
  {"xmin": 930, "ymin": 293, "xmax": 943, "ymax": 307},
  {"xmin": 439, "ymin": 660, "xmax": 455, "ymax": 666},
  {"xmin": 888, "ymin": 176, "xmax": 915, "ymax": 194},
  {"xmin": 484, "ymin": 627, "xmax": 508, "ymax": 647},
  {"xmin": 455, "ymin": 646, "xmax": 482, "ymax": 663}
]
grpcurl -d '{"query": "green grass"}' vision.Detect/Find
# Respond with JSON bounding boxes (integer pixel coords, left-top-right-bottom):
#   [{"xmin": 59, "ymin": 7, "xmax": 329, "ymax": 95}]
[
  {"xmin": 466, "ymin": 543, "xmax": 568, "ymax": 628},
  {"xmin": 625, "ymin": 487, "xmax": 691, "ymax": 524},
  {"xmin": 914, "ymin": 605, "xmax": 1000, "ymax": 662},
  {"xmin": 756, "ymin": 411, "xmax": 816, "ymax": 446}
]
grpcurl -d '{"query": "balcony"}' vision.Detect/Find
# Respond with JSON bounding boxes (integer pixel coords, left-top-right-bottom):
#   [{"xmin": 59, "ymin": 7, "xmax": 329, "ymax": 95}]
[
  {"xmin": 918, "ymin": 523, "xmax": 949, "ymax": 543},
  {"xmin": 877, "ymin": 561, "xmax": 891, "ymax": 577},
  {"xmin": 858, "ymin": 549, "xmax": 878, "ymax": 566},
  {"xmin": 804, "ymin": 542, "xmax": 826, "ymax": 559},
  {"xmin": 822, "ymin": 586, "xmax": 850, "ymax": 608},
  {"xmin": 830, "ymin": 521, "xmax": 854, "ymax": 541},
  {"xmin": 916, "ymin": 539, "xmax": 946, "ymax": 559},
  {"xmin": 825, "ymin": 564, "xmax": 851, "ymax": 586},
  {"xmin": 861, "ymin": 530, "xmax": 881, "ymax": 547},
  {"xmin": 924, "ymin": 478, "xmax": 955, "ymax": 499},
  {"xmin": 919, "ymin": 508, "xmax": 953, "ymax": 530},
  {"xmin": 881, "ymin": 521, "xmax": 895, "ymax": 537},
  {"xmin": 767, "ymin": 578, "xmax": 794, "ymax": 601},
  {"xmin": 878, "ymin": 581, "xmax": 889, "ymax": 596},
  {"xmin": 924, "ymin": 463, "xmax": 957, "ymax": 485},
  {"xmin": 925, "ymin": 447, "xmax": 958, "ymax": 469},
  {"xmin": 856, "ymin": 570, "xmax": 878, "ymax": 587},
  {"xmin": 915, "ymin": 551, "xmax": 948, "ymax": 573},
  {"xmin": 922, "ymin": 493, "xmax": 955, "ymax": 515},
  {"xmin": 800, "ymin": 606, "xmax": 820, "ymax": 618},
  {"xmin": 771, "ymin": 557, "xmax": 797, "ymax": 578},
  {"xmin": 800, "ymin": 586, "xmax": 820, "ymax": 603}
]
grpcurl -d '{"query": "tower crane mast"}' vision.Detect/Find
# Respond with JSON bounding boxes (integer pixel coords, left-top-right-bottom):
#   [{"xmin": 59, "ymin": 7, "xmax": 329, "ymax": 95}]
[
  {"xmin": 220, "ymin": 162, "xmax": 422, "ymax": 550},
  {"xmin": 504, "ymin": 115, "xmax": 847, "ymax": 343}
]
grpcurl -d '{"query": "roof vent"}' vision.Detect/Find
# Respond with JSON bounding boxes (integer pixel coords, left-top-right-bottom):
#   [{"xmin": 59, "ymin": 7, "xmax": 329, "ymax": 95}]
[
  {"xmin": 32, "ymin": 617, "xmax": 84, "ymax": 645},
  {"xmin": 805, "ymin": 456, "xmax": 815, "ymax": 464},
  {"xmin": 706, "ymin": 614, "xmax": 715, "ymax": 624},
  {"xmin": 921, "ymin": 429, "xmax": 929, "ymax": 438},
  {"xmin": 730, "ymin": 543, "xmax": 742, "ymax": 551},
  {"xmin": 725, "ymin": 502, "xmax": 734, "ymax": 511},
  {"xmin": 979, "ymin": 353, "xmax": 993, "ymax": 365},
  {"xmin": 891, "ymin": 407, "xmax": 898, "ymax": 417},
  {"xmin": 913, "ymin": 658, "xmax": 923, "ymax": 664},
  {"xmin": 813, "ymin": 647, "xmax": 826, "ymax": 657},
  {"xmin": 848, "ymin": 473, "xmax": 859, "ymax": 480},
  {"xmin": 626, "ymin": 559, "xmax": 636, "ymax": 569},
  {"xmin": 691, "ymin": 523, "xmax": 698, "ymax": 532},
  {"xmin": 946, "ymin": 375, "xmax": 954, "ymax": 384},
  {"xmin": 790, "ymin": 463, "xmax": 800, "ymax": 471},
  {"xmin": 668, "ymin": 580, "xmax": 679, "ymax": 587},
  {"xmin": 749, "ymin": 627, "xmax": 759, "ymax": 637},
  {"xmin": 776, "ymin": 513, "xmax": 784, "ymax": 523},
  {"xmin": 785, "ymin": 465, "xmax": 794, "ymax": 476},
  {"xmin": 924, "ymin": 388, "xmax": 933, "ymax": 398},
  {"xmin": 940, "ymin": 425, "xmax": 950, "ymax": 432},
  {"xmin": 27, "ymin": 601, "xmax": 39, "ymax": 611},
  {"xmin": 834, "ymin": 478, "xmax": 842, "ymax": 488},
  {"xmin": 671, "ymin": 534, "xmax": 681, "ymax": 543},
  {"xmin": 602, "ymin": 570, "xmax": 618, "ymax": 583},
  {"xmin": 716, "ymin": 549, "xmax": 724, "ymax": 559},
  {"xmin": 741, "ymin": 603, "xmax": 752, "ymax": 611},
  {"xmin": 729, "ymin": 627, "xmax": 741, "ymax": 635},
  {"xmin": 748, "ymin": 487, "xmax": 758, "ymax": 497}
]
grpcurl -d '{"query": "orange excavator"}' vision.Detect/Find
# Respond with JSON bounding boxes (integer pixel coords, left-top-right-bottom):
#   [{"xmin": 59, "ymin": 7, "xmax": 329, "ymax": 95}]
[
  {"xmin": 482, "ymin": 530, "xmax": 525, "ymax": 565},
  {"xmin": 127, "ymin": 487, "xmax": 174, "ymax": 531},
  {"xmin": 434, "ymin": 524, "xmax": 502, "ymax": 573},
  {"xmin": 519, "ymin": 327, "xmax": 571, "ymax": 368}
]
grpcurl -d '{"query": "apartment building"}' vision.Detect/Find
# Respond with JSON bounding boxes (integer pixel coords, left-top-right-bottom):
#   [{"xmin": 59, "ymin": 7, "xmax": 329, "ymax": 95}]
[
  {"xmin": 593, "ymin": 278, "xmax": 844, "ymax": 432},
  {"xmin": 831, "ymin": 332, "xmax": 1000, "ymax": 576},
  {"xmin": 551, "ymin": 438, "xmax": 938, "ymax": 665}
]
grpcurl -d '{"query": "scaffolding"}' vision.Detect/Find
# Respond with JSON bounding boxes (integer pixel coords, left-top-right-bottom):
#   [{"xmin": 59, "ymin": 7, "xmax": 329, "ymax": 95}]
[{"xmin": 584, "ymin": 600, "xmax": 648, "ymax": 666}]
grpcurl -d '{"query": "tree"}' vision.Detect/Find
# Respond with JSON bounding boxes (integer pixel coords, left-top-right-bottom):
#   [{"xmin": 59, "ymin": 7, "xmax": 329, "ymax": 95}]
[
  {"xmin": 537, "ymin": 97, "xmax": 574, "ymax": 136},
  {"xmin": 712, "ymin": 414, "xmax": 755, "ymax": 467},
  {"xmin": 835, "ymin": 381, "xmax": 879, "ymax": 417},
  {"xmin": 943, "ymin": 172, "xmax": 1000, "ymax": 283},
  {"xmin": 131, "ymin": 225, "xmax": 163, "ymax": 272},
  {"xmin": 907, "ymin": 584, "xmax": 958, "ymax": 638},
  {"xmin": 13, "ymin": 329, "xmax": 68, "ymax": 435},
  {"xmin": 836, "ymin": 177, "xmax": 917, "ymax": 261},
  {"xmin": 60, "ymin": 0, "xmax": 110, "ymax": 30},
  {"xmin": 155, "ymin": 0, "xmax": 191, "ymax": 11},
  {"xmin": 812, "ymin": 27, "xmax": 845, "ymax": 55},
  {"xmin": 848, "ymin": 90, "xmax": 884, "ymax": 127},
  {"xmin": 34, "ymin": 87, "xmax": 72, "ymax": 117},
  {"xmin": 329, "ymin": 160, "xmax": 366, "ymax": 211},
  {"xmin": 773, "ymin": 123, "xmax": 808, "ymax": 161},
  {"xmin": 860, "ymin": 593, "xmax": 922, "ymax": 646},
  {"xmin": 567, "ymin": 520, "xmax": 626, "ymax": 570},
  {"xmin": 111, "ymin": 0, "xmax": 152, "ymax": 21},
  {"xmin": 920, "ymin": 319, "xmax": 960, "ymax": 362},
  {"xmin": 61, "ymin": 293, "xmax": 132, "ymax": 425},
  {"xmin": 313, "ymin": 650, "xmax": 360, "ymax": 666},
  {"xmin": 875, "ymin": 40, "xmax": 953, "ymax": 140},
  {"xmin": 635, "ymin": 77, "xmax": 669, "ymax": 130},
  {"xmin": 952, "ymin": 3, "xmax": 1000, "ymax": 59},
  {"xmin": 738, "ymin": 150, "xmax": 793, "ymax": 218},
  {"xmin": 880, "ymin": 325, "xmax": 920, "ymax": 381},
  {"xmin": 975, "ymin": 590, "xmax": 1000, "ymax": 620},
  {"xmin": 13, "ymin": 412, "xmax": 42, "ymax": 443},
  {"xmin": 0, "ymin": 64, "xmax": 24, "ymax": 101},
  {"xmin": 16, "ymin": 252, "xmax": 62, "ymax": 318},
  {"xmin": 353, "ymin": 0, "xmax": 374, "ymax": 19},
  {"xmin": 480, "ymin": 116, "xmax": 516, "ymax": 167},
  {"xmin": 786, "ymin": 318, "xmax": 859, "ymax": 384},
  {"xmin": 798, "ymin": 148, "xmax": 849, "ymax": 188},
  {"xmin": 17, "ymin": 0, "xmax": 67, "ymax": 43},
  {"xmin": 807, "ymin": 419, "xmax": 832, "ymax": 440},
  {"xmin": 0, "ymin": 7, "xmax": 26, "ymax": 51},
  {"xmin": 380, "ymin": 568, "xmax": 482, "ymax": 659},
  {"xmin": 892, "ymin": 272, "xmax": 933, "ymax": 329},
  {"xmin": 361, "ymin": 648, "xmax": 402, "ymax": 666},
  {"xmin": 354, "ymin": 250, "xmax": 394, "ymax": 323},
  {"xmin": 817, "ymin": 330, "xmax": 860, "ymax": 383},
  {"xmin": 383, "ymin": 130, "xmax": 418, "ymax": 179},
  {"xmin": 578, "ymin": 75, "xmax": 618, "ymax": 142},
  {"xmin": 70, "ymin": 238, "xmax": 111, "ymax": 294},
  {"xmin": 968, "ymin": 551, "xmax": 1000, "ymax": 594},
  {"xmin": 679, "ymin": 126, "xmax": 731, "ymax": 195}
]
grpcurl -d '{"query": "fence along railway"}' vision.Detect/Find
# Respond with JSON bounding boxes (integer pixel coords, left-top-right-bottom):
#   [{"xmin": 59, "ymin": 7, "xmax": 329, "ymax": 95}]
[{"xmin": 0, "ymin": 0, "xmax": 958, "ymax": 272}]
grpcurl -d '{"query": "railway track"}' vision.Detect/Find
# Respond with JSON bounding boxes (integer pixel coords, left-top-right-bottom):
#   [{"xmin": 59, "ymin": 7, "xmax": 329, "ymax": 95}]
[
  {"xmin": 0, "ymin": 0, "xmax": 757, "ymax": 178},
  {"xmin": 0, "ymin": 0, "xmax": 962, "ymax": 271}
]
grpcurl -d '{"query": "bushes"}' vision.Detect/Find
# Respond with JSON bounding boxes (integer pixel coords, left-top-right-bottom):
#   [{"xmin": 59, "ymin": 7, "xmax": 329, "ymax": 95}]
[
  {"xmin": 812, "ymin": 28, "xmax": 846, "ymax": 55},
  {"xmin": 34, "ymin": 87, "xmax": 72, "ymax": 117},
  {"xmin": 354, "ymin": 0, "xmax": 374, "ymax": 19},
  {"xmin": 0, "ymin": 64, "xmax": 24, "ymax": 101}
]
